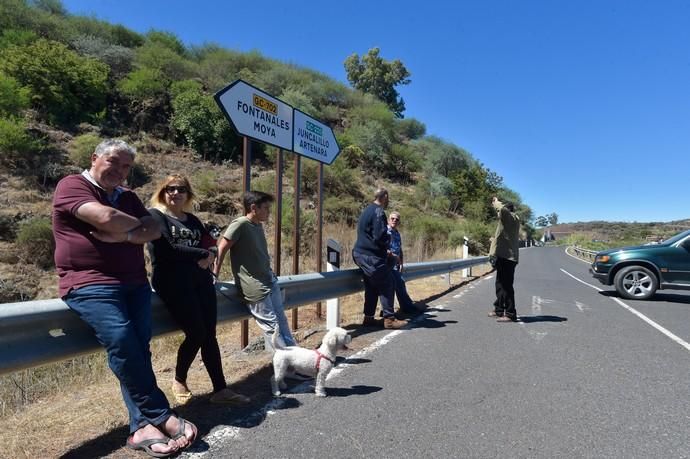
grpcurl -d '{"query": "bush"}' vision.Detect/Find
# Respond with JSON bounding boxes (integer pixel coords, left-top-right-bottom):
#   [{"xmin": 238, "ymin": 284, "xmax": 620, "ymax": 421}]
[
  {"xmin": 15, "ymin": 217, "xmax": 54, "ymax": 269},
  {"xmin": 146, "ymin": 30, "xmax": 186, "ymax": 56},
  {"xmin": 395, "ymin": 117, "xmax": 426, "ymax": 140},
  {"xmin": 324, "ymin": 157, "xmax": 364, "ymax": 199},
  {"xmin": 407, "ymin": 215, "xmax": 456, "ymax": 256},
  {"xmin": 0, "ymin": 214, "xmax": 19, "ymax": 241},
  {"xmin": 383, "ymin": 143, "xmax": 421, "ymax": 182},
  {"xmin": 118, "ymin": 68, "xmax": 167, "ymax": 100},
  {"xmin": 324, "ymin": 195, "xmax": 362, "ymax": 226},
  {"xmin": 251, "ymin": 171, "xmax": 276, "ymax": 194},
  {"xmin": 134, "ymin": 42, "xmax": 195, "ymax": 81},
  {"xmin": 68, "ymin": 133, "xmax": 101, "ymax": 169},
  {"xmin": 0, "ymin": 71, "xmax": 30, "ymax": 117},
  {"xmin": 0, "ymin": 277, "xmax": 34, "ymax": 303},
  {"xmin": 191, "ymin": 170, "xmax": 223, "ymax": 197},
  {"xmin": 0, "ymin": 39, "xmax": 109, "ymax": 126},
  {"xmin": 171, "ymin": 85, "xmax": 238, "ymax": 161},
  {"xmin": 0, "ymin": 116, "xmax": 36, "ymax": 168},
  {"xmin": 450, "ymin": 219, "xmax": 495, "ymax": 255},
  {"xmin": 71, "ymin": 34, "xmax": 134, "ymax": 78}
]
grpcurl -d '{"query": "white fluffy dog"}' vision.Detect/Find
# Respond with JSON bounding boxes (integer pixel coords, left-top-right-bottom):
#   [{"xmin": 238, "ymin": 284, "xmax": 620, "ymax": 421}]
[{"xmin": 271, "ymin": 326, "xmax": 352, "ymax": 397}]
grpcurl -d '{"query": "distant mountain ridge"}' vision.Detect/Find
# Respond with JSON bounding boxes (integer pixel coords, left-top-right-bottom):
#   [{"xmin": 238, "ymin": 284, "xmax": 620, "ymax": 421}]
[{"xmin": 547, "ymin": 219, "xmax": 690, "ymax": 243}]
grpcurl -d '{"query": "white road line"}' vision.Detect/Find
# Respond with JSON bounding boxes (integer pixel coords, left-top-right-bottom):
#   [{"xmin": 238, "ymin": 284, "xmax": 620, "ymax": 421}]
[
  {"xmin": 575, "ymin": 300, "xmax": 590, "ymax": 312},
  {"xmin": 560, "ymin": 268, "xmax": 690, "ymax": 353},
  {"xmin": 531, "ymin": 295, "xmax": 542, "ymax": 314}
]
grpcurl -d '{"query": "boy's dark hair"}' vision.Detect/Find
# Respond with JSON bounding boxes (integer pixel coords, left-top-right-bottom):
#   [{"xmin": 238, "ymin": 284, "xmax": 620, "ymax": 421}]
[
  {"xmin": 505, "ymin": 201, "xmax": 516, "ymax": 212},
  {"xmin": 243, "ymin": 191, "xmax": 274, "ymax": 214}
]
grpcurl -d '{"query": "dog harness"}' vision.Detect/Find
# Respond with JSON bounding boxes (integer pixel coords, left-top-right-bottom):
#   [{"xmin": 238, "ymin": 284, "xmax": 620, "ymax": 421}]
[{"xmin": 314, "ymin": 350, "xmax": 334, "ymax": 370}]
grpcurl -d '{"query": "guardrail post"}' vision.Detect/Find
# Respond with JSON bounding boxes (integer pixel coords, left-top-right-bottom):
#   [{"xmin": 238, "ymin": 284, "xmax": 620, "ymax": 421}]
[
  {"xmin": 326, "ymin": 239, "xmax": 341, "ymax": 329},
  {"xmin": 462, "ymin": 236, "xmax": 470, "ymax": 278}
]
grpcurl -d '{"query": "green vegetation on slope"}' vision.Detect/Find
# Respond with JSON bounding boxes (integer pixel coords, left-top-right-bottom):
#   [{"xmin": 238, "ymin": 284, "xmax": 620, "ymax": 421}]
[{"xmin": 0, "ymin": 0, "xmax": 539, "ymax": 302}]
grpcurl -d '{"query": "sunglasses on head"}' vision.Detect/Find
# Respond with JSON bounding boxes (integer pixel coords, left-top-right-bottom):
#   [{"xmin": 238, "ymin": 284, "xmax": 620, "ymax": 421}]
[{"xmin": 165, "ymin": 185, "xmax": 188, "ymax": 194}]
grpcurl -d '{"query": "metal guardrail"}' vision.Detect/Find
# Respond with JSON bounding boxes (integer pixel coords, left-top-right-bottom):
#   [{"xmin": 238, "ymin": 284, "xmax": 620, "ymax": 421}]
[
  {"xmin": 571, "ymin": 246, "xmax": 598, "ymax": 261},
  {"xmin": 0, "ymin": 256, "xmax": 488, "ymax": 376}
]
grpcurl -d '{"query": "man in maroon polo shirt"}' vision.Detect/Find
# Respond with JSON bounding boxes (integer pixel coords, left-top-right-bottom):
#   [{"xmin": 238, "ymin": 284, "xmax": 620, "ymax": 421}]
[{"xmin": 53, "ymin": 139, "xmax": 197, "ymax": 456}]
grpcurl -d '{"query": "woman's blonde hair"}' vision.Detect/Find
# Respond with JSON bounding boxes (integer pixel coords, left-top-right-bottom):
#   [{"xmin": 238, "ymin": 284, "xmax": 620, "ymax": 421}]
[{"xmin": 150, "ymin": 174, "xmax": 196, "ymax": 212}]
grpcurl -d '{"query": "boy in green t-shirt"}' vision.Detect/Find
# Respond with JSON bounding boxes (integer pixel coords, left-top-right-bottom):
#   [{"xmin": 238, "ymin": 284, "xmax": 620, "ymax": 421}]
[{"xmin": 214, "ymin": 191, "xmax": 296, "ymax": 349}]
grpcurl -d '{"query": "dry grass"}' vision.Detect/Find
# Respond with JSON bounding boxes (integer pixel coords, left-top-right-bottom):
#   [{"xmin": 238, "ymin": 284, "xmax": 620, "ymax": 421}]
[{"xmin": 0, "ymin": 263, "xmax": 490, "ymax": 459}]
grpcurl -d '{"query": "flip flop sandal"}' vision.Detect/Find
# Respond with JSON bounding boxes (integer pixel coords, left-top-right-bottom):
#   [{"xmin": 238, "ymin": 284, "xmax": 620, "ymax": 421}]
[
  {"xmin": 171, "ymin": 417, "xmax": 198, "ymax": 446},
  {"xmin": 171, "ymin": 384, "xmax": 193, "ymax": 404},
  {"xmin": 172, "ymin": 390, "xmax": 192, "ymax": 404},
  {"xmin": 126, "ymin": 435, "xmax": 175, "ymax": 458}
]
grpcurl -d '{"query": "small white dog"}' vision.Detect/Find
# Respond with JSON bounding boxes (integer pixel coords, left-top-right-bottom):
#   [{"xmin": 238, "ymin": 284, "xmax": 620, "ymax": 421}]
[{"xmin": 271, "ymin": 326, "xmax": 352, "ymax": 397}]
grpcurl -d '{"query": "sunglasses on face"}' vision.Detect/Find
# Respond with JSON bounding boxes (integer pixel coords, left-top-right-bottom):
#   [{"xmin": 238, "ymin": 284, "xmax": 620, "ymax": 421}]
[
  {"xmin": 390, "ymin": 217, "xmax": 400, "ymax": 222},
  {"xmin": 165, "ymin": 185, "xmax": 188, "ymax": 194}
]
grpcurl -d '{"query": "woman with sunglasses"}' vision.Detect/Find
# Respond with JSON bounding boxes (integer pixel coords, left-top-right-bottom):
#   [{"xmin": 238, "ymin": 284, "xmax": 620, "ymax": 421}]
[{"xmin": 148, "ymin": 174, "xmax": 250, "ymax": 405}]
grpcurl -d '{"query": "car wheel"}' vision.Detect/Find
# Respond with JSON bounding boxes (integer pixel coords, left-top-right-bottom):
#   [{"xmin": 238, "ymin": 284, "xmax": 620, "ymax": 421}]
[{"xmin": 613, "ymin": 265, "xmax": 658, "ymax": 300}]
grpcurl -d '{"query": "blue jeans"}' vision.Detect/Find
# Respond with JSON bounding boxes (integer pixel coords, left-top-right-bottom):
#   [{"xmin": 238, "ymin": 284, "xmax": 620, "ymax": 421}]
[
  {"xmin": 247, "ymin": 280, "xmax": 296, "ymax": 351},
  {"xmin": 64, "ymin": 283, "xmax": 172, "ymax": 433},
  {"xmin": 392, "ymin": 269, "xmax": 415, "ymax": 310}
]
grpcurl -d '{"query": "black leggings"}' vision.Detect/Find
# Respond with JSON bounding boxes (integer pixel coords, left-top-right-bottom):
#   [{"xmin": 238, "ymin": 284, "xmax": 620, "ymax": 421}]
[{"xmin": 153, "ymin": 268, "xmax": 226, "ymax": 392}]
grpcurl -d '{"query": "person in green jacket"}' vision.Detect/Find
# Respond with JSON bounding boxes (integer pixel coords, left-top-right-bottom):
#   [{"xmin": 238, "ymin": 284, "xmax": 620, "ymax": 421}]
[{"xmin": 488, "ymin": 197, "xmax": 521, "ymax": 322}]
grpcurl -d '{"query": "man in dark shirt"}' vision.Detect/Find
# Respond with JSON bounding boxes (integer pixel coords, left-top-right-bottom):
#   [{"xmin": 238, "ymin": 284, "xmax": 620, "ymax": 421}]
[
  {"xmin": 352, "ymin": 188, "xmax": 407, "ymax": 329},
  {"xmin": 53, "ymin": 139, "xmax": 197, "ymax": 456},
  {"xmin": 488, "ymin": 197, "xmax": 521, "ymax": 322}
]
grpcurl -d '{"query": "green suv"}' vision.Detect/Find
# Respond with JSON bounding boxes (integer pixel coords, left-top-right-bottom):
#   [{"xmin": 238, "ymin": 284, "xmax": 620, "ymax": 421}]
[{"xmin": 590, "ymin": 229, "xmax": 690, "ymax": 300}]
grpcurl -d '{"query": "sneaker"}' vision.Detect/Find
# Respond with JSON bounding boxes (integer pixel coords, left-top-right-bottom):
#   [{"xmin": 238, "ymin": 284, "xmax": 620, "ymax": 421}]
[
  {"xmin": 488, "ymin": 311, "xmax": 502, "ymax": 317},
  {"xmin": 496, "ymin": 315, "xmax": 518, "ymax": 323},
  {"xmin": 411, "ymin": 301, "xmax": 428, "ymax": 312},
  {"xmin": 285, "ymin": 371, "xmax": 314, "ymax": 381},
  {"xmin": 384, "ymin": 317, "xmax": 407, "ymax": 329},
  {"xmin": 397, "ymin": 308, "xmax": 421, "ymax": 319},
  {"xmin": 362, "ymin": 316, "xmax": 383, "ymax": 327}
]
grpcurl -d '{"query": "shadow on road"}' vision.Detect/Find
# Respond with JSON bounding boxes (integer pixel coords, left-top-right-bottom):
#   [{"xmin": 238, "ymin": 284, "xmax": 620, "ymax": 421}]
[
  {"xmin": 326, "ymin": 385, "xmax": 383, "ymax": 397},
  {"xmin": 599, "ymin": 290, "xmax": 690, "ymax": 305},
  {"xmin": 408, "ymin": 314, "xmax": 458, "ymax": 329},
  {"xmin": 419, "ymin": 276, "xmax": 481, "ymax": 304},
  {"xmin": 519, "ymin": 315, "xmax": 568, "ymax": 323},
  {"xmin": 337, "ymin": 357, "xmax": 371, "ymax": 365}
]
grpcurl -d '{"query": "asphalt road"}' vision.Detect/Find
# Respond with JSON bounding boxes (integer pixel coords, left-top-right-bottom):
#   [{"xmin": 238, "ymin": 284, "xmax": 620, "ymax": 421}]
[{"xmin": 185, "ymin": 246, "xmax": 690, "ymax": 459}]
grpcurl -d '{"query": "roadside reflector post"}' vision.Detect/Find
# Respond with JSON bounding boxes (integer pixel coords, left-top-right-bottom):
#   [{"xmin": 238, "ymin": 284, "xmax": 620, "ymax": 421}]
[
  {"xmin": 326, "ymin": 238, "xmax": 341, "ymax": 329},
  {"xmin": 462, "ymin": 236, "xmax": 470, "ymax": 278}
]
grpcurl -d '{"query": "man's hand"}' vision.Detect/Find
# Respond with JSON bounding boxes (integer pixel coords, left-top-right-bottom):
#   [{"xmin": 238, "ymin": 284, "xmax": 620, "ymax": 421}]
[{"xmin": 198, "ymin": 251, "xmax": 215, "ymax": 270}]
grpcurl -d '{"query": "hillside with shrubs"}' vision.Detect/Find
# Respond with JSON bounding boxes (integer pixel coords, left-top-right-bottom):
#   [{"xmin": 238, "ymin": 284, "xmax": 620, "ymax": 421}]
[{"xmin": 0, "ymin": 0, "xmax": 539, "ymax": 303}]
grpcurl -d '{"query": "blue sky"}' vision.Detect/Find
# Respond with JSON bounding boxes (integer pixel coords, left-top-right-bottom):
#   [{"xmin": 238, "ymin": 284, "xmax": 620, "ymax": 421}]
[{"xmin": 61, "ymin": 0, "xmax": 690, "ymax": 223}]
